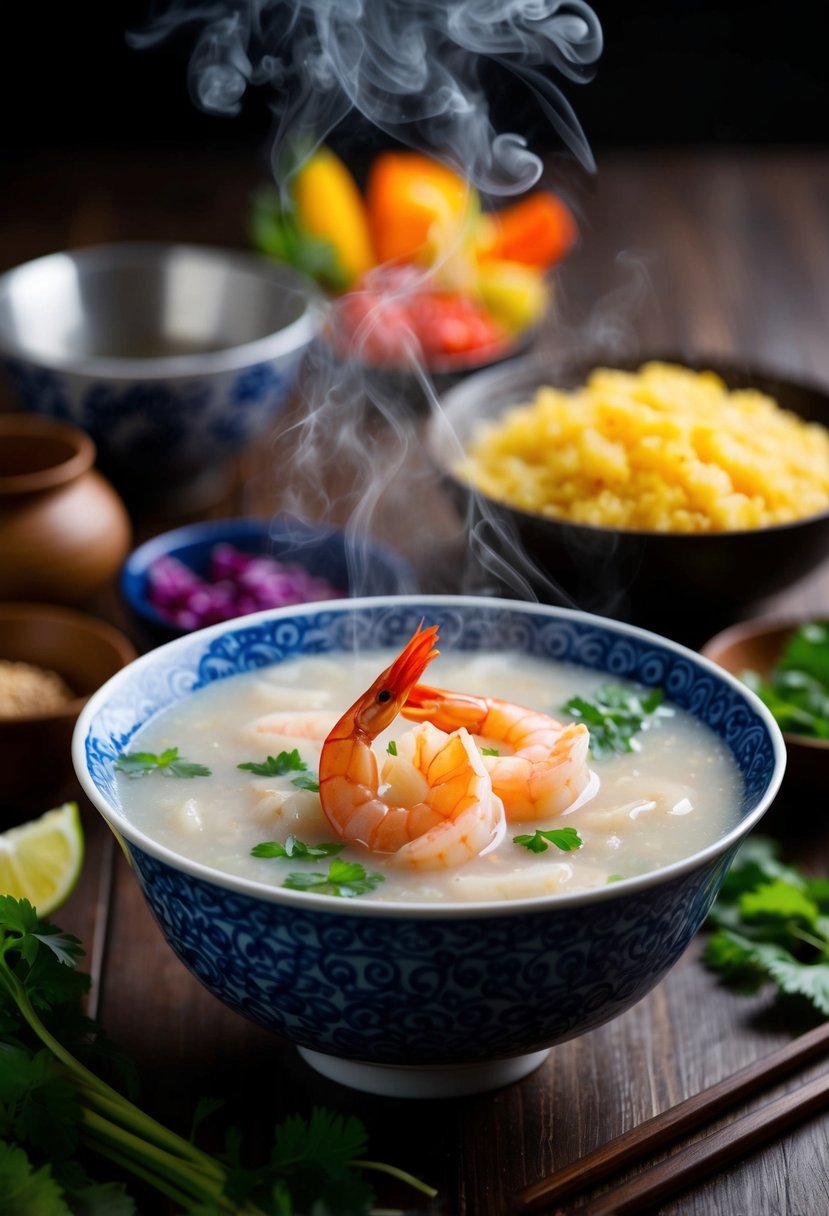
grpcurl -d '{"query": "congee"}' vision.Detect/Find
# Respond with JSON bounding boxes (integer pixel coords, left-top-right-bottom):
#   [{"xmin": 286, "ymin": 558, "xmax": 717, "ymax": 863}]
[{"xmin": 115, "ymin": 636, "xmax": 743, "ymax": 904}]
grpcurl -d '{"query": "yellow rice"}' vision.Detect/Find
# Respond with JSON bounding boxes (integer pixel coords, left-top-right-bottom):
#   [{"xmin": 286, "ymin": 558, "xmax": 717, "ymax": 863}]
[{"xmin": 455, "ymin": 362, "xmax": 829, "ymax": 532}]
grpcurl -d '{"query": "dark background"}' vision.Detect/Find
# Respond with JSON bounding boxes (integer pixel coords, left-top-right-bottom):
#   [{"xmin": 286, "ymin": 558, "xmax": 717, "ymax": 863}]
[{"xmin": 2, "ymin": 1, "xmax": 827, "ymax": 170}]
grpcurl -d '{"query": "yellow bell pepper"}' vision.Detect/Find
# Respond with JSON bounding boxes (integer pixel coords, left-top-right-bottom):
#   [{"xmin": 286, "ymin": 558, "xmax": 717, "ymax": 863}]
[
  {"xmin": 474, "ymin": 259, "xmax": 550, "ymax": 334},
  {"xmin": 292, "ymin": 147, "xmax": 376, "ymax": 286}
]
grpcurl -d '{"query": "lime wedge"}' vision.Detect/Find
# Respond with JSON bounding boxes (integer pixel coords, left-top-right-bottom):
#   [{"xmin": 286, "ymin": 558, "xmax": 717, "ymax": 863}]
[{"xmin": 0, "ymin": 802, "xmax": 85, "ymax": 916}]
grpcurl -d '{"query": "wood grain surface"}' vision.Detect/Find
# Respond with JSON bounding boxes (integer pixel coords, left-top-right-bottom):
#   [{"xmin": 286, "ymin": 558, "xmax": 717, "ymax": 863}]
[{"xmin": 2, "ymin": 147, "xmax": 829, "ymax": 1215}]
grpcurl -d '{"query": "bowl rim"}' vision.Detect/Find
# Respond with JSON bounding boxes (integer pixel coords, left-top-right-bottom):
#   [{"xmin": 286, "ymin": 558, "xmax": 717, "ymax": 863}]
[
  {"xmin": 73, "ymin": 594, "xmax": 787, "ymax": 920},
  {"xmin": 0, "ymin": 242, "xmax": 325, "ymax": 379},
  {"xmin": 431, "ymin": 352, "xmax": 829, "ymax": 540},
  {"xmin": 119, "ymin": 515, "xmax": 416, "ymax": 632}
]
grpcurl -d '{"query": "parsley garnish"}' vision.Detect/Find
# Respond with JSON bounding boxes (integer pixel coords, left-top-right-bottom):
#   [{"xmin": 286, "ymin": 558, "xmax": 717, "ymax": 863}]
[
  {"xmin": 0, "ymin": 896, "xmax": 433, "ymax": 1211},
  {"xmin": 238, "ymin": 748, "xmax": 308, "ymax": 776},
  {"xmin": 114, "ymin": 747, "xmax": 211, "ymax": 778},
  {"xmin": 239, "ymin": 749, "xmax": 319, "ymax": 791},
  {"xmin": 283, "ymin": 860, "xmax": 385, "ymax": 898},
  {"xmin": 562, "ymin": 683, "xmax": 670, "ymax": 758},
  {"xmin": 251, "ymin": 835, "xmax": 344, "ymax": 861},
  {"xmin": 481, "ymin": 746, "xmax": 500, "ymax": 756},
  {"xmin": 386, "ymin": 740, "xmax": 398, "ymax": 756},
  {"xmin": 514, "ymin": 827, "xmax": 582, "ymax": 854},
  {"xmin": 703, "ymin": 836, "xmax": 829, "ymax": 1015}
]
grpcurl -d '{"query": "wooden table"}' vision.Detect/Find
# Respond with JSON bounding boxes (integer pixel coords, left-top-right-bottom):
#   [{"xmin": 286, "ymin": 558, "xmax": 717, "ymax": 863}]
[{"xmin": 3, "ymin": 147, "xmax": 829, "ymax": 1215}]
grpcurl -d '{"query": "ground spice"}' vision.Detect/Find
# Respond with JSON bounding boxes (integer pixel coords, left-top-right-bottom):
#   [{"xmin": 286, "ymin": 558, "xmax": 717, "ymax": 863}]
[{"xmin": 0, "ymin": 659, "xmax": 75, "ymax": 718}]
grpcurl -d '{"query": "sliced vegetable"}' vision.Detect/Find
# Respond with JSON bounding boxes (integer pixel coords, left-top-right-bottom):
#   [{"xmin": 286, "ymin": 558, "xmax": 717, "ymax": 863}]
[
  {"xmin": 476, "ymin": 190, "xmax": 578, "ymax": 267},
  {"xmin": 365, "ymin": 151, "xmax": 474, "ymax": 264},
  {"xmin": 475, "ymin": 258, "xmax": 550, "ymax": 334}
]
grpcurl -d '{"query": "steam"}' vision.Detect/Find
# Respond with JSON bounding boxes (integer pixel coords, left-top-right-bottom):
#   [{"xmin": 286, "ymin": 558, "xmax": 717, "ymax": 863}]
[{"xmin": 130, "ymin": 0, "xmax": 602, "ymax": 191}]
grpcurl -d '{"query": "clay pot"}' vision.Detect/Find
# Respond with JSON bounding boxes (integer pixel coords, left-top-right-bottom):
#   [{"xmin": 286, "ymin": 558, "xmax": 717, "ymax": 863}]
[{"xmin": 0, "ymin": 414, "xmax": 132, "ymax": 604}]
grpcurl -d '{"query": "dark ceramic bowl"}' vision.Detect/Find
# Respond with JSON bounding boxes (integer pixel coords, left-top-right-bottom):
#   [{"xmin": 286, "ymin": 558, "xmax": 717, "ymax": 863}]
[
  {"xmin": 74, "ymin": 595, "xmax": 784, "ymax": 1098},
  {"xmin": 702, "ymin": 615, "xmax": 829, "ymax": 799},
  {"xmin": 120, "ymin": 516, "xmax": 416, "ymax": 645},
  {"xmin": 0, "ymin": 603, "xmax": 136, "ymax": 818},
  {"xmin": 428, "ymin": 355, "xmax": 829, "ymax": 647}
]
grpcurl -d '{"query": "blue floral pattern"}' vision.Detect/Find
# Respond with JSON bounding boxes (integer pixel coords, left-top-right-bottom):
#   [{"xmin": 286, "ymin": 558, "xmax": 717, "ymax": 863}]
[{"xmin": 78, "ymin": 598, "xmax": 783, "ymax": 1065}]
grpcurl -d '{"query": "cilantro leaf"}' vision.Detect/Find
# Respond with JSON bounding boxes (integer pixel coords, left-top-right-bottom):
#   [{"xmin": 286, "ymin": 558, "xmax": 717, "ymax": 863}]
[
  {"xmin": 283, "ymin": 860, "xmax": 385, "ymax": 898},
  {"xmin": 0, "ymin": 1141, "xmax": 71, "ymax": 1215},
  {"xmin": 251, "ymin": 836, "xmax": 345, "ymax": 861},
  {"xmin": 114, "ymin": 748, "xmax": 211, "ymax": 779},
  {"xmin": 386, "ymin": 740, "xmax": 397, "ymax": 756},
  {"xmin": 481, "ymin": 747, "xmax": 500, "ymax": 756},
  {"xmin": 238, "ymin": 749, "xmax": 308, "ymax": 777},
  {"xmin": 742, "ymin": 622, "xmax": 829, "ymax": 739},
  {"xmin": 513, "ymin": 827, "xmax": 583, "ymax": 854},
  {"xmin": 562, "ymin": 683, "xmax": 671, "ymax": 758}
]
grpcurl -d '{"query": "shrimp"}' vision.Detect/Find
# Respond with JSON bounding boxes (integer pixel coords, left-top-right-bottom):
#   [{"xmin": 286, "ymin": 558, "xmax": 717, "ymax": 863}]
[
  {"xmin": 318, "ymin": 623, "xmax": 505, "ymax": 869},
  {"xmin": 249, "ymin": 710, "xmax": 337, "ymax": 741},
  {"xmin": 402, "ymin": 684, "xmax": 592, "ymax": 822}
]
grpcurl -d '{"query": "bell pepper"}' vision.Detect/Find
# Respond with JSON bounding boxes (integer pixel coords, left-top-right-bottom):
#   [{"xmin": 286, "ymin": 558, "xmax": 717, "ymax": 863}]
[
  {"xmin": 250, "ymin": 147, "xmax": 375, "ymax": 291},
  {"xmin": 475, "ymin": 259, "xmax": 550, "ymax": 335},
  {"xmin": 476, "ymin": 191, "xmax": 578, "ymax": 268},
  {"xmin": 365, "ymin": 151, "xmax": 476, "ymax": 265}
]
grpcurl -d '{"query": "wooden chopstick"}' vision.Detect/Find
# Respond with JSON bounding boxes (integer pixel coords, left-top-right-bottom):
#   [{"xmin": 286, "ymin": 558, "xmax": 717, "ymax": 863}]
[
  {"xmin": 582, "ymin": 1068, "xmax": 829, "ymax": 1216},
  {"xmin": 517, "ymin": 1019, "xmax": 829, "ymax": 1212}
]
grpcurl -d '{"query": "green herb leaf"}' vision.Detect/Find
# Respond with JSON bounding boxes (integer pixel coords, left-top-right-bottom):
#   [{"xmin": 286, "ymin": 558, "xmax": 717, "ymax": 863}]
[
  {"xmin": 513, "ymin": 827, "xmax": 582, "ymax": 854},
  {"xmin": 283, "ymin": 860, "xmax": 385, "ymax": 898},
  {"xmin": 481, "ymin": 747, "xmax": 500, "ymax": 756},
  {"xmin": 0, "ymin": 1141, "xmax": 71, "ymax": 1216},
  {"xmin": 704, "ymin": 836, "xmax": 829, "ymax": 1014},
  {"xmin": 251, "ymin": 836, "xmax": 345, "ymax": 861},
  {"xmin": 386, "ymin": 740, "xmax": 398, "ymax": 756},
  {"xmin": 742, "ymin": 622, "xmax": 829, "ymax": 739},
  {"xmin": 114, "ymin": 747, "xmax": 211, "ymax": 779},
  {"xmin": 562, "ymin": 683, "xmax": 670, "ymax": 758},
  {"xmin": 238, "ymin": 749, "xmax": 308, "ymax": 777},
  {"xmin": 291, "ymin": 774, "xmax": 320, "ymax": 792}
]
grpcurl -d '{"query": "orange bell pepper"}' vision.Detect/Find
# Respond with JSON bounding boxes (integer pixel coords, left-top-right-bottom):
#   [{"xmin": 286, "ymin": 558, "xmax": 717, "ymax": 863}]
[
  {"xmin": 477, "ymin": 191, "xmax": 578, "ymax": 268},
  {"xmin": 365, "ymin": 151, "xmax": 474, "ymax": 265}
]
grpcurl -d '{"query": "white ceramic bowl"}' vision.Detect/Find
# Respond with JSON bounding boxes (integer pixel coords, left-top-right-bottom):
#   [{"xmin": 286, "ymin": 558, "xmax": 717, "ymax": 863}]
[{"xmin": 73, "ymin": 596, "xmax": 784, "ymax": 1098}]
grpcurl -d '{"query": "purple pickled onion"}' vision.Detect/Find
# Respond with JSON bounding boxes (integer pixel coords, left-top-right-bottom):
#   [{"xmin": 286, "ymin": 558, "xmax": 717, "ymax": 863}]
[{"xmin": 145, "ymin": 544, "xmax": 344, "ymax": 628}]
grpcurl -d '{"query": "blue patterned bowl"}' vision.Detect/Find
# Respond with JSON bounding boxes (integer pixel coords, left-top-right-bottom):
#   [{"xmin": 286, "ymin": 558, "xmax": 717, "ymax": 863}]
[
  {"xmin": 72, "ymin": 597, "xmax": 785, "ymax": 1097},
  {"xmin": 0, "ymin": 244, "xmax": 322, "ymax": 508}
]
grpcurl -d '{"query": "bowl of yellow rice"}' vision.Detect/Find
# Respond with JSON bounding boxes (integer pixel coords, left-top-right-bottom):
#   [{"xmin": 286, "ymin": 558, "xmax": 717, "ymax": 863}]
[{"xmin": 429, "ymin": 356, "xmax": 829, "ymax": 645}]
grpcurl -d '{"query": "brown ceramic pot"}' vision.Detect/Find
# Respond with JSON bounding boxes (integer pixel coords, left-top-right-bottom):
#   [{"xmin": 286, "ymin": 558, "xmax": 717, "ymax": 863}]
[{"xmin": 0, "ymin": 414, "xmax": 132, "ymax": 604}]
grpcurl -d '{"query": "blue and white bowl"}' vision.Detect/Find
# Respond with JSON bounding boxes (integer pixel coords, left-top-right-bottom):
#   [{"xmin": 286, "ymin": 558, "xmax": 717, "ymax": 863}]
[
  {"xmin": 0, "ymin": 244, "xmax": 322, "ymax": 507},
  {"xmin": 72, "ymin": 596, "xmax": 785, "ymax": 1098}
]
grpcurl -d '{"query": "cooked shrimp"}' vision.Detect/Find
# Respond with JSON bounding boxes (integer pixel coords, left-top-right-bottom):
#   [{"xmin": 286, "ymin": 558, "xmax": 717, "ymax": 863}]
[
  {"xmin": 318, "ymin": 623, "xmax": 505, "ymax": 868},
  {"xmin": 402, "ymin": 684, "xmax": 592, "ymax": 821},
  {"xmin": 249, "ymin": 710, "xmax": 337, "ymax": 740}
]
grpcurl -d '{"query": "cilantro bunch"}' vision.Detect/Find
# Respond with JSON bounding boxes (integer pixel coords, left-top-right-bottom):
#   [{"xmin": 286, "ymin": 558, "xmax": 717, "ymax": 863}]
[
  {"xmin": 0, "ymin": 897, "xmax": 434, "ymax": 1213},
  {"xmin": 562, "ymin": 684, "xmax": 671, "ymax": 759},
  {"xmin": 704, "ymin": 836, "xmax": 829, "ymax": 1015},
  {"xmin": 741, "ymin": 622, "xmax": 829, "ymax": 739}
]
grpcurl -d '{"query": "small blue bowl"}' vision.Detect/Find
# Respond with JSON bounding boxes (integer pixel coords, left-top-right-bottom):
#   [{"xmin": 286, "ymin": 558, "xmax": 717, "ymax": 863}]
[
  {"xmin": 120, "ymin": 516, "xmax": 415, "ymax": 643},
  {"xmin": 73, "ymin": 596, "xmax": 785, "ymax": 1098}
]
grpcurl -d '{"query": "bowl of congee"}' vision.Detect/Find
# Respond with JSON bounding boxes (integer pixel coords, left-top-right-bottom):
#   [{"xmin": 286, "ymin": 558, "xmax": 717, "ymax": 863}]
[
  {"xmin": 73, "ymin": 596, "xmax": 784, "ymax": 1098},
  {"xmin": 430, "ymin": 357, "xmax": 829, "ymax": 646}
]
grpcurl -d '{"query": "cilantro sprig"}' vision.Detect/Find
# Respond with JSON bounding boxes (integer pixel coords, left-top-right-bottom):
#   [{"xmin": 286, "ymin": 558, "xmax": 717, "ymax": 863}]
[
  {"xmin": 251, "ymin": 835, "xmax": 345, "ymax": 861},
  {"xmin": 0, "ymin": 896, "xmax": 433, "ymax": 1211},
  {"xmin": 742, "ymin": 622, "xmax": 829, "ymax": 739},
  {"xmin": 704, "ymin": 836, "xmax": 829, "ymax": 1015},
  {"xmin": 283, "ymin": 860, "xmax": 385, "ymax": 898},
  {"xmin": 562, "ymin": 683, "xmax": 671, "ymax": 758},
  {"xmin": 239, "ymin": 749, "xmax": 319, "ymax": 791},
  {"xmin": 514, "ymin": 827, "xmax": 582, "ymax": 854},
  {"xmin": 114, "ymin": 747, "xmax": 211, "ymax": 779}
]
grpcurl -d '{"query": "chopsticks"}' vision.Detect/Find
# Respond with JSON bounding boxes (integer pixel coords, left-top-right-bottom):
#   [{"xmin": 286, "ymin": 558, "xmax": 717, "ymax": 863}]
[{"xmin": 517, "ymin": 1019, "xmax": 829, "ymax": 1214}]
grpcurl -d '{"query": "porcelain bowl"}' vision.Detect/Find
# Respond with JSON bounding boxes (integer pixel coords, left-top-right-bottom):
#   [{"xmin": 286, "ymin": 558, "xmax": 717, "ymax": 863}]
[
  {"xmin": 430, "ymin": 356, "xmax": 829, "ymax": 647},
  {"xmin": 0, "ymin": 243, "xmax": 322, "ymax": 508},
  {"xmin": 120, "ymin": 515, "xmax": 416, "ymax": 645},
  {"xmin": 73, "ymin": 596, "xmax": 784, "ymax": 1098}
]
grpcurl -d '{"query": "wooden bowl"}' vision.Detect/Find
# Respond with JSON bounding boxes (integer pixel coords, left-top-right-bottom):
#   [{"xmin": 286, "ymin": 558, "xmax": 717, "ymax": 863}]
[
  {"xmin": 701, "ymin": 616, "xmax": 829, "ymax": 797},
  {"xmin": 0, "ymin": 603, "xmax": 137, "ymax": 820}
]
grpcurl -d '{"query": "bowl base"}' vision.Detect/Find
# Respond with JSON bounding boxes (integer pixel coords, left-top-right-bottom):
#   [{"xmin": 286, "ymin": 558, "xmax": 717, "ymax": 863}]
[{"xmin": 297, "ymin": 1046, "xmax": 551, "ymax": 1098}]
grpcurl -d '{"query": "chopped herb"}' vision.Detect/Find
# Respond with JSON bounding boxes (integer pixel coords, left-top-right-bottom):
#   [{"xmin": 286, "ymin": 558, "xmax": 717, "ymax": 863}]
[
  {"xmin": 607, "ymin": 874, "xmax": 626, "ymax": 884},
  {"xmin": 703, "ymin": 836, "xmax": 829, "ymax": 1015},
  {"xmin": 513, "ymin": 827, "xmax": 582, "ymax": 854},
  {"xmin": 238, "ymin": 749, "xmax": 308, "ymax": 776},
  {"xmin": 0, "ymin": 896, "xmax": 434, "ymax": 1211},
  {"xmin": 283, "ymin": 860, "xmax": 385, "ymax": 898},
  {"xmin": 251, "ymin": 835, "xmax": 345, "ymax": 861},
  {"xmin": 741, "ymin": 622, "xmax": 829, "ymax": 739},
  {"xmin": 291, "ymin": 774, "xmax": 320, "ymax": 792},
  {"xmin": 481, "ymin": 747, "xmax": 500, "ymax": 756},
  {"xmin": 114, "ymin": 747, "xmax": 211, "ymax": 779},
  {"xmin": 386, "ymin": 740, "xmax": 398, "ymax": 756},
  {"xmin": 562, "ymin": 683, "xmax": 671, "ymax": 758}
]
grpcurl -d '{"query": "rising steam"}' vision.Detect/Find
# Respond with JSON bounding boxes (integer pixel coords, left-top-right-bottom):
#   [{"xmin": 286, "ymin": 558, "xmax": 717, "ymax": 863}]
[{"xmin": 130, "ymin": 0, "xmax": 602, "ymax": 192}]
